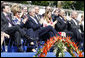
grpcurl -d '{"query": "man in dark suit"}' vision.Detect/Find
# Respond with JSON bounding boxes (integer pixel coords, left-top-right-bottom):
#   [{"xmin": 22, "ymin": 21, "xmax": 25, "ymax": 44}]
[
  {"xmin": 69, "ymin": 11, "xmax": 84, "ymax": 47},
  {"xmin": 55, "ymin": 9, "xmax": 67, "ymax": 32},
  {"xmin": 54, "ymin": 9, "xmax": 74, "ymax": 40},
  {"xmin": 1, "ymin": 4, "xmax": 30, "ymax": 52}
]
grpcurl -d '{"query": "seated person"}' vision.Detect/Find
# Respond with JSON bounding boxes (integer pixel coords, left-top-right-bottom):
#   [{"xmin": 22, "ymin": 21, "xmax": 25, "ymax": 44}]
[
  {"xmin": 69, "ymin": 11, "xmax": 84, "ymax": 47},
  {"xmin": 40, "ymin": 10, "xmax": 57, "ymax": 28},
  {"xmin": 11, "ymin": 4, "xmax": 37, "ymax": 52},
  {"xmin": 1, "ymin": 4, "xmax": 30, "ymax": 52},
  {"xmin": 24, "ymin": 8, "xmax": 60, "ymax": 39},
  {"xmin": 53, "ymin": 9, "xmax": 74, "ymax": 38}
]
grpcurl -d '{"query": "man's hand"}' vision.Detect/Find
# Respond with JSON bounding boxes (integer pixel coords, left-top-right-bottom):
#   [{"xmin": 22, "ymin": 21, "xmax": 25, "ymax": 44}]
[{"xmin": 2, "ymin": 32, "xmax": 10, "ymax": 38}]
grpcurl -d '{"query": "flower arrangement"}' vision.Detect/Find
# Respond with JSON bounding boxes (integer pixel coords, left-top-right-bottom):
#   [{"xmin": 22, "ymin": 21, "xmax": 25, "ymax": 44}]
[{"xmin": 34, "ymin": 34, "xmax": 83, "ymax": 57}]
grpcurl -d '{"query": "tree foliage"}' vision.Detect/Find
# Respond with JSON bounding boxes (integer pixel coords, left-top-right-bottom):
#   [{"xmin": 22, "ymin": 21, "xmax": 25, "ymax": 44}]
[
  {"xmin": 32, "ymin": 1, "xmax": 57, "ymax": 6},
  {"xmin": 5, "ymin": 1, "xmax": 84, "ymax": 11},
  {"xmin": 62, "ymin": 1, "xmax": 84, "ymax": 11}
]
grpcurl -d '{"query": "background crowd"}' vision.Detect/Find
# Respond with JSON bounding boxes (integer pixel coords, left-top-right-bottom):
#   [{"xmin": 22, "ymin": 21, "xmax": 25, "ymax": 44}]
[{"xmin": 1, "ymin": 1, "xmax": 84, "ymax": 52}]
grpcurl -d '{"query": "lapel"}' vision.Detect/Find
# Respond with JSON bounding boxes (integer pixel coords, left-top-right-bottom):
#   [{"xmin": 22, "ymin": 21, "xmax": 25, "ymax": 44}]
[
  {"xmin": 75, "ymin": 19, "xmax": 79, "ymax": 24},
  {"xmin": 1, "ymin": 12, "xmax": 9, "ymax": 23},
  {"xmin": 59, "ymin": 16, "xmax": 64, "ymax": 23},
  {"xmin": 71, "ymin": 19, "xmax": 76, "ymax": 25},
  {"xmin": 34, "ymin": 16, "xmax": 40, "ymax": 24},
  {"xmin": 29, "ymin": 16, "xmax": 38, "ymax": 24}
]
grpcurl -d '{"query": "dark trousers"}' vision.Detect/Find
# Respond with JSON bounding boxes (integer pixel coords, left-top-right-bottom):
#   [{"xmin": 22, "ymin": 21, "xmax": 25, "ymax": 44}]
[
  {"xmin": 35, "ymin": 26, "xmax": 60, "ymax": 37},
  {"xmin": 4, "ymin": 25, "xmax": 26, "ymax": 37},
  {"xmin": 70, "ymin": 28, "xmax": 84, "ymax": 43},
  {"xmin": 4, "ymin": 25, "xmax": 26, "ymax": 46}
]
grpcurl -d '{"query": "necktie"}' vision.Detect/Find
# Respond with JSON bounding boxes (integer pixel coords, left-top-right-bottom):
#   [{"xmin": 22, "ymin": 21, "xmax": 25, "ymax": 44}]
[
  {"xmin": 6, "ymin": 15, "xmax": 13, "ymax": 26},
  {"xmin": 30, "ymin": 16, "xmax": 38, "ymax": 24}
]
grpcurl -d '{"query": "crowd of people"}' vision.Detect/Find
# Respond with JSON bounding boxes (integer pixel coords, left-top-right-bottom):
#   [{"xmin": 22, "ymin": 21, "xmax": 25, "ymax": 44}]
[{"xmin": 1, "ymin": 2, "xmax": 84, "ymax": 52}]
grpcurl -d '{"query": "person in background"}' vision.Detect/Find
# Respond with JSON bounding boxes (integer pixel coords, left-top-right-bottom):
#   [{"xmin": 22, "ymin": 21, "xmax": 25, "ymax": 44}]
[
  {"xmin": 45, "ymin": 6, "xmax": 52, "ymax": 12},
  {"xmin": 52, "ymin": 8, "xmax": 60, "ymax": 22},
  {"xmin": 80, "ymin": 14, "xmax": 84, "ymax": 33},
  {"xmin": 34, "ymin": 6, "xmax": 42, "ymax": 21},
  {"xmin": 21, "ymin": 6, "xmax": 29, "ymax": 19},
  {"xmin": 42, "ymin": 6, "xmax": 52, "ymax": 17}
]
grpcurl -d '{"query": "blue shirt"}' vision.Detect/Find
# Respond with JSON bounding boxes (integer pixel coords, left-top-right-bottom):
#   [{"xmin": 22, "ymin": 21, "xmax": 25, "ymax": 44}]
[{"xmin": 13, "ymin": 17, "xmax": 23, "ymax": 25}]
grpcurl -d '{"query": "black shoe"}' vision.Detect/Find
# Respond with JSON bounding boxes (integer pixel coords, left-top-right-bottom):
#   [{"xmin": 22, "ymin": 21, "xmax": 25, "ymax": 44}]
[
  {"xmin": 25, "ymin": 34, "xmax": 39, "ymax": 41},
  {"xmin": 26, "ymin": 48, "xmax": 36, "ymax": 52},
  {"xmin": 26, "ymin": 48, "xmax": 32, "ymax": 52},
  {"xmin": 24, "ymin": 34, "xmax": 30, "ymax": 40},
  {"xmin": 1, "ymin": 48, "xmax": 3, "ymax": 52},
  {"xmin": 17, "ymin": 46, "xmax": 24, "ymax": 52}
]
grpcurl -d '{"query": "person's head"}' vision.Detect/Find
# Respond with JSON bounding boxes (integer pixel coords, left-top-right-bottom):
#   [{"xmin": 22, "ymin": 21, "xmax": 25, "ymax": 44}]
[
  {"xmin": 1, "ymin": 1, "xmax": 7, "ymax": 6},
  {"xmin": 81, "ymin": 14, "xmax": 84, "ymax": 21},
  {"xmin": 11, "ymin": 4, "xmax": 21, "ymax": 18},
  {"xmin": 1, "ymin": 4, "xmax": 11, "ymax": 13},
  {"xmin": 53, "ymin": 8, "xmax": 60, "ymax": 16},
  {"xmin": 28, "ymin": 8, "xmax": 35, "ymax": 17},
  {"xmin": 71, "ymin": 11, "xmax": 78, "ymax": 19},
  {"xmin": 34, "ymin": 6, "xmax": 39, "ymax": 14},
  {"xmin": 59, "ymin": 9, "xmax": 65, "ymax": 17},
  {"xmin": 45, "ymin": 6, "xmax": 52, "ymax": 12},
  {"xmin": 22, "ymin": 6, "xmax": 28, "ymax": 14}
]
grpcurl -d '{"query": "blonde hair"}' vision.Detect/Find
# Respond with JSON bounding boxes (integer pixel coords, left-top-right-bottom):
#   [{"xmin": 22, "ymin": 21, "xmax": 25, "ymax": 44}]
[
  {"xmin": 11, "ymin": 4, "xmax": 21, "ymax": 16},
  {"xmin": 44, "ymin": 10, "xmax": 52, "ymax": 23}
]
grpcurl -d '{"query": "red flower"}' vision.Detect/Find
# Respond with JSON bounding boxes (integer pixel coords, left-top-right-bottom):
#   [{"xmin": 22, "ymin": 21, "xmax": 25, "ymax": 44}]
[
  {"xmin": 53, "ymin": 36, "xmax": 57, "ymax": 41},
  {"xmin": 58, "ymin": 32, "xmax": 61, "ymax": 35},
  {"xmin": 78, "ymin": 51, "xmax": 83, "ymax": 57},
  {"xmin": 75, "ymin": 46, "xmax": 78, "ymax": 51},
  {"xmin": 67, "ymin": 44, "xmax": 70, "ymax": 47},
  {"xmin": 72, "ymin": 42, "xmax": 77, "ymax": 48},
  {"xmin": 43, "ymin": 47, "xmax": 47, "ymax": 56},
  {"xmin": 39, "ymin": 53, "xmax": 45, "ymax": 57}
]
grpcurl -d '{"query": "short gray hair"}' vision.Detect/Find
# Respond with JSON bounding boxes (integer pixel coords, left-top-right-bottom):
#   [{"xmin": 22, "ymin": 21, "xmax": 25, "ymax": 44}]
[{"xmin": 28, "ymin": 7, "xmax": 35, "ymax": 13}]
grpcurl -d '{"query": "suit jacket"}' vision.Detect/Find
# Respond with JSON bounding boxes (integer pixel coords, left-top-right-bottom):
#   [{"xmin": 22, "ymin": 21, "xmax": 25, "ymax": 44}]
[
  {"xmin": 24, "ymin": 16, "xmax": 42, "ymax": 31},
  {"xmin": 70, "ymin": 19, "xmax": 80, "ymax": 29},
  {"xmin": 35, "ymin": 14, "xmax": 42, "ymax": 21},
  {"xmin": 52, "ymin": 14, "xmax": 59, "ymax": 22},
  {"xmin": 55, "ymin": 16, "xmax": 66, "ymax": 32},
  {"xmin": 1, "ymin": 12, "xmax": 13, "ymax": 32}
]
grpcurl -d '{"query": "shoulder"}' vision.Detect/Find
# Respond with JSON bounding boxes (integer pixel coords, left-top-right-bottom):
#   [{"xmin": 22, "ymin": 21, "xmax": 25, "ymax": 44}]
[
  {"xmin": 1, "ymin": 12, "xmax": 5, "ymax": 18},
  {"xmin": 28, "ymin": 16, "xmax": 32, "ymax": 20}
]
